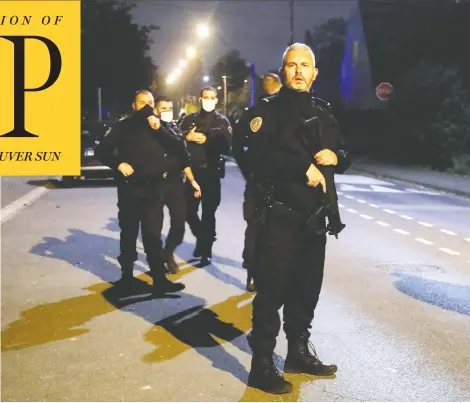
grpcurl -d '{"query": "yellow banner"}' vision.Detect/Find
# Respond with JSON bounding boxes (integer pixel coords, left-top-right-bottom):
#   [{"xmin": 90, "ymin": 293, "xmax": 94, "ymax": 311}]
[{"xmin": 0, "ymin": 1, "xmax": 81, "ymax": 175}]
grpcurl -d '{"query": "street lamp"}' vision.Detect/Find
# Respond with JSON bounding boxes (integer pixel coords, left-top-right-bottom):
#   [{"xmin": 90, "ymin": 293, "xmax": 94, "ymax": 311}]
[
  {"xmin": 186, "ymin": 46, "xmax": 196, "ymax": 59},
  {"xmin": 203, "ymin": 75, "xmax": 210, "ymax": 83},
  {"xmin": 166, "ymin": 74, "xmax": 175, "ymax": 85},
  {"xmin": 174, "ymin": 67, "xmax": 182, "ymax": 77},
  {"xmin": 196, "ymin": 23, "xmax": 209, "ymax": 39},
  {"xmin": 179, "ymin": 59, "xmax": 188, "ymax": 68}
]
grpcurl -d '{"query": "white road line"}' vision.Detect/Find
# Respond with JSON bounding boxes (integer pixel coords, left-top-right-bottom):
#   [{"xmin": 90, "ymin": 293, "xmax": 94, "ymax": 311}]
[
  {"xmin": 439, "ymin": 248, "xmax": 460, "ymax": 256},
  {"xmin": 376, "ymin": 221, "xmax": 390, "ymax": 227},
  {"xmin": 465, "ymin": 238, "xmax": 470, "ymax": 242},
  {"xmin": 383, "ymin": 209, "xmax": 397, "ymax": 214},
  {"xmin": 440, "ymin": 229, "xmax": 457, "ymax": 236},
  {"xmin": 360, "ymin": 214, "xmax": 373, "ymax": 220},
  {"xmin": 1, "ymin": 186, "xmax": 52, "ymax": 225},
  {"xmin": 345, "ymin": 195, "xmax": 355, "ymax": 200},
  {"xmin": 347, "ymin": 208, "xmax": 358, "ymax": 214},
  {"xmin": 394, "ymin": 229, "xmax": 410, "ymax": 235},
  {"xmin": 338, "ymin": 203, "xmax": 345, "ymax": 208},
  {"xmin": 418, "ymin": 221, "xmax": 434, "ymax": 228},
  {"xmin": 337, "ymin": 191, "xmax": 343, "ymax": 195},
  {"xmin": 369, "ymin": 204, "xmax": 379, "ymax": 208},
  {"xmin": 415, "ymin": 237, "xmax": 434, "ymax": 245},
  {"xmin": 356, "ymin": 199, "xmax": 367, "ymax": 203},
  {"xmin": 400, "ymin": 215, "xmax": 414, "ymax": 220}
]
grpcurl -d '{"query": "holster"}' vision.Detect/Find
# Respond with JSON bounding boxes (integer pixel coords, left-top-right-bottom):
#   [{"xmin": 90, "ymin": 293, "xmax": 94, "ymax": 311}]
[{"xmin": 218, "ymin": 156, "xmax": 226, "ymax": 179}]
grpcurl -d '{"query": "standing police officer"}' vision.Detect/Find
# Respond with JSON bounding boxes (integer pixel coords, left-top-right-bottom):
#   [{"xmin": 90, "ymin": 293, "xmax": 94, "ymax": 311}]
[
  {"xmin": 233, "ymin": 73, "xmax": 283, "ymax": 292},
  {"xmin": 153, "ymin": 95, "xmax": 197, "ymax": 274},
  {"xmin": 95, "ymin": 90, "xmax": 200, "ymax": 294},
  {"xmin": 180, "ymin": 86, "xmax": 232, "ymax": 267},
  {"xmin": 238, "ymin": 44, "xmax": 351, "ymax": 394}
]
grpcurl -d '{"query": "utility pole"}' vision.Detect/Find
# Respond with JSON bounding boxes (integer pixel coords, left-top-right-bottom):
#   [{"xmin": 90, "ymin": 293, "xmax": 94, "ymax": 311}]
[
  {"xmin": 222, "ymin": 75, "xmax": 228, "ymax": 116},
  {"xmin": 289, "ymin": 0, "xmax": 294, "ymax": 45},
  {"xmin": 97, "ymin": 87, "xmax": 102, "ymax": 121}
]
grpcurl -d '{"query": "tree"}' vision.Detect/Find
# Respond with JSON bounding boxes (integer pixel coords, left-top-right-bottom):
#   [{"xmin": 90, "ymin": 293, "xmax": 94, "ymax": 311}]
[
  {"xmin": 389, "ymin": 62, "xmax": 470, "ymax": 170},
  {"xmin": 81, "ymin": 0, "xmax": 159, "ymax": 119},
  {"xmin": 304, "ymin": 17, "xmax": 347, "ymax": 105}
]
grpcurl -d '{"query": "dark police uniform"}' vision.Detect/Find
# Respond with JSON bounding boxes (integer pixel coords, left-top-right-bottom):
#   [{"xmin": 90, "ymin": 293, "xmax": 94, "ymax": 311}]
[
  {"xmin": 159, "ymin": 119, "xmax": 191, "ymax": 274},
  {"xmin": 239, "ymin": 86, "xmax": 350, "ymax": 394},
  {"xmin": 180, "ymin": 109, "xmax": 232, "ymax": 264},
  {"xmin": 233, "ymin": 93, "xmax": 278, "ymax": 291},
  {"xmin": 95, "ymin": 106, "xmax": 188, "ymax": 294}
]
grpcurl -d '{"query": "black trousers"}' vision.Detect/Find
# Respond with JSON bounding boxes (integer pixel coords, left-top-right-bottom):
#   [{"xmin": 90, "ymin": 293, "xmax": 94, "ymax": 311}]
[
  {"xmin": 185, "ymin": 167, "xmax": 221, "ymax": 257},
  {"xmin": 242, "ymin": 181, "xmax": 257, "ymax": 273},
  {"xmin": 117, "ymin": 179, "xmax": 186, "ymax": 275},
  {"xmin": 250, "ymin": 206, "xmax": 327, "ymax": 355}
]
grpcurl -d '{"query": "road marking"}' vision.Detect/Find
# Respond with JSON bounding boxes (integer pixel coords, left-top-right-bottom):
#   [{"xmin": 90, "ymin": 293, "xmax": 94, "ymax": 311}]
[
  {"xmin": 345, "ymin": 195, "xmax": 355, "ymax": 199},
  {"xmin": 440, "ymin": 229, "xmax": 457, "ymax": 236},
  {"xmin": 465, "ymin": 238, "xmax": 470, "ymax": 242},
  {"xmin": 394, "ymin": 229, "xmax": 410, "ymax": 235},
  {"xmin": 347, "ymin": 208, "xmax": 358, "ymax": 213},
  {"xmin": 1, "ymin": 185, "xmax": 52, "ymax": 225},
  {"xmin": 356, "ymin": 199, "xmax": 367, "ymax": 203},
  {"xmin": 400, "ymin": 215, "xmax": 414, "ymax": 220},
  {"xmin": 383, "ymin": 209, "xmax": 397, "ymax": 214},
  {"xmin": 338, "ymin": 203, "xmax": 345, "ymax": 208},
  {"xmin": 376, "ymin": 221, "xmax": 390, "ymax": 227},
  {"xmin": 360, "ymin": 214, "xmax": 373, "ymax": 220},
  {"xmin": 337, "ymin": 191, "xmax": 343, "ymax": 195},
  {"xmin": 439, "ymin": 248, "xmax": 460, "ymax": 256},
  {"xmin": 418, "ymin": 221, "xmax": 434, "ymax": 228},
  {"xmin": 369, "ymin": 204, "xmax": 379, "ymax": 208},
  {"xmin": 415, "ymin": 237, "xmax": 434, "ymax": 245}
]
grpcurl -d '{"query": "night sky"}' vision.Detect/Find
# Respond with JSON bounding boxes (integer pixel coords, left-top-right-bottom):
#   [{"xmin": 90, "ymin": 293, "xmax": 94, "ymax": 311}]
[{"xmin": 129, "ymin": 0, "xmax": 355, "ymax": 77}]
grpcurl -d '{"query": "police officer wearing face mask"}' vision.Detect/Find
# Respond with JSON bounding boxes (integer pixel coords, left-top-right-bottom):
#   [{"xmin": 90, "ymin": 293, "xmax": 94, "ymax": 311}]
[
  {"xmin": 237, "ymin": 44, "xmax": 351, "ymax": 394},
  {"xmin": 95, "ymin": 90, "xmax": 200, "ymax": 294},
  {"xmin": 179, "ymin": 86, "xmax": 232, "ymax": 267},
  {"xmin": 153, "ymin": 95, "xmax": 201, "ymax": 274}
]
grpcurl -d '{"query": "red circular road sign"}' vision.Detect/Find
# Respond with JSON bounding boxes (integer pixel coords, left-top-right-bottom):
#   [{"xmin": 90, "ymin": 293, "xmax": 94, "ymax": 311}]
[{"xmin": 376, "ymin": 82, "xmax": 394, "ymax": 101}]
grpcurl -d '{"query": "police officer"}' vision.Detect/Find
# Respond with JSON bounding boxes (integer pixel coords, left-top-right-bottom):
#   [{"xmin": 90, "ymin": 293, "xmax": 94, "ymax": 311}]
[
  {"xmin": 238, "ymin": 43, "xmax": 351, "ymax": 394},
  {"xmin": 95, "ymin": 90, "xmax": 201, "ymax": 294},
  {"xmin": 233, "ymin": 73, "xmax": 283, "ymax": 292},
  {"xmin": 153, "ymin": 95, "xmax": 198, "ymax": 274},
  {"xmin": 180, "ymin": 86, "xmax": 232, "ymax": 267}
]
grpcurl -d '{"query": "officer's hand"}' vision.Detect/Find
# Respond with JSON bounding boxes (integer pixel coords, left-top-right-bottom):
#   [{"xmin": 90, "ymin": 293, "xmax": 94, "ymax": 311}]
[
  {"xmin": 147, "ymin": 115, "xmax": 161, "ymax": 131},
  {"xmin": 195, "ymin": 134, "xmax": 207, "ymax": 144},
  {"xmin": 185, "ymin": 126, "xmax": 198, "ymax": 142},
  {"xmin": 117, "ymin": 162, "xmax": 134, "ymax": 177},
  {"xmin": 314, "ymin": 149, "xmax": 338, "ymax": 166},
  {"xmin": 190, "ymin": 179, "xmax": 202, "ymax": 198},
  {"xmin": 306, "ymin": 164, "xmax": 326, "ymax": 193}
]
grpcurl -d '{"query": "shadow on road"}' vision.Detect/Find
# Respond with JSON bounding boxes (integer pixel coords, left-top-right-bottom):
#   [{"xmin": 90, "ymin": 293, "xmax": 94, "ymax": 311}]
[
  {"xmin": 392, "ymin": 272, "xmax": 470, "ymax": 316},
  {"xmin": 2, "ymin": 226, "xmax": 259, "ymax": 387}
]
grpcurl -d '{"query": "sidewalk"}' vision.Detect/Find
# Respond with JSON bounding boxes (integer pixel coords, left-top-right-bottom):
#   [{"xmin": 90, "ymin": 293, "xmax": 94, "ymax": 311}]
[{"xmin": 352, "ymin": 159, "xmax": 470, "ymax": 198}]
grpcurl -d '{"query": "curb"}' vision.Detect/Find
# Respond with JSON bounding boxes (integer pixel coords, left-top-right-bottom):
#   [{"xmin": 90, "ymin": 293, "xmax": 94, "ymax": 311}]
[
  {"xmin": 1, "ymin": 185, "xmax": 52, "ymax": 225},
  {"xmin": 352, "ymin": 166, "xmax": 470, "ymax": 199}
]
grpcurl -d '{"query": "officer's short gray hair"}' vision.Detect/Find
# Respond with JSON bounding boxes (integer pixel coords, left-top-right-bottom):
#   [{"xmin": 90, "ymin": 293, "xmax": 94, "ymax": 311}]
[{"xmin": 282, "ymin": 43, "xmax": 316, "ymax": 67}]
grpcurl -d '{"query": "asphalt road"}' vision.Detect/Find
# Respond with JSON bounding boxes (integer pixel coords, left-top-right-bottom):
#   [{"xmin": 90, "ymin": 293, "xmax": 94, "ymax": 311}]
[{"xmin": 1, "ymin": 164, "xmax": 470, "ymax": 401}]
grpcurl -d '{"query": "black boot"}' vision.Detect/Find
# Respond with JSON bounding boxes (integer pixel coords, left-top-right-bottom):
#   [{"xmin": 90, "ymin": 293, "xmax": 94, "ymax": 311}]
[
  {"xmin": 193, "ymin": 243, "xmax": 202, "ymax": 258},
  {"xmin": 284, "ymin": 333, "xmax": 337, "ymax": 376},
  {"xmin": 118, "ymin": 265, "xmax": 134, "ymax": 282},
  {"xmin": 248, "ymin": 354, "xmax": 292, "ymax": 394},
  {"xmin": 161, "ymin": 248, "xmax": 179, "ymax": 274},
  {"xmin": 151, "ymin": 271, "xmax": 185, "ymax": 295}
]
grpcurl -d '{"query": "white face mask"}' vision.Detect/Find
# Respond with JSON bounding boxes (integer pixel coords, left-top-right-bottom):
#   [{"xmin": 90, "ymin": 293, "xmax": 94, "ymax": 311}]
[
  {"xmin": 160, "ymin": 110, "xmax": 173, "ymax": 123},
  {"xmin": 201, "ymin": 99, "xmax": 217, "ymax": 112}
]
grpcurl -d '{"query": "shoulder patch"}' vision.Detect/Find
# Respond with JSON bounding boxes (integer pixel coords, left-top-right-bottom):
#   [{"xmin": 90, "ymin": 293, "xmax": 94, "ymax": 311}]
[
  {"xmin": 105, "ymin": 127, "xmax": 112, "ymax": 136},
  {"xmin": 228, "ymin": 125, "xmax": 233, "ymax": 134},
  {"xmin": 250, "ymin": 117, "xmax": 263, "ymax": 133}
]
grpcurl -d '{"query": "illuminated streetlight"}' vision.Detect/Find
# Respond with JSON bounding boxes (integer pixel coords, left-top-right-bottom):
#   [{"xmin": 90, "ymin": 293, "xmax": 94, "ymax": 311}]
[
  {"xmin": 179, "ymin": 60, "xmax": 188, "ymax": 68},
  {"xmin": 217, "ymin": 86, "xmax": 222, "ymax": 90},
  {"xmin": 244, "ymin": 79, "xmax": 248, "ymax": 83},
  {"xmin": 197, "ymin": 23, "xmax": 209, "ymax": 39},
  {"xmin": 166, "ymin": 74, "xmax": 175, "ymax": 84},
  {"xmin": 186, "ymin": 46, "xmax": 196, "ymax": 59},
  {"xmin": 203, "ymin": 75, "xmax": 210, "ymax": 82},
  {"xmin": 174, "ymin": 67, "xmax": 182, "ymax": 76}
]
